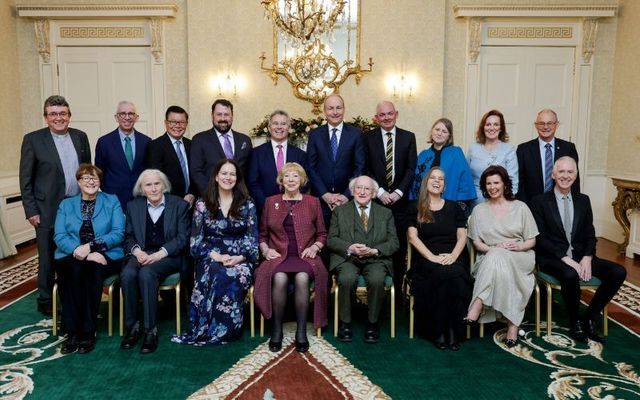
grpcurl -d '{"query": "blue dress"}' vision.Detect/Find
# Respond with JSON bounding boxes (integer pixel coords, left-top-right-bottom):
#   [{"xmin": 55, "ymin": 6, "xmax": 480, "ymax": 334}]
[
  {"xmin": 466, "ymin": 141, "xmax": 519, "ymax": 206},
  {"xmin": 172, "ymin": 199, "xmax": 258, "ymax": 345}
]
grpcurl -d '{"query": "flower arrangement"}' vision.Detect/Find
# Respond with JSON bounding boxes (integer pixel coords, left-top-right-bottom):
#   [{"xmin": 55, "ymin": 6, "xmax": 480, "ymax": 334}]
[{"xmin": 251, "ymin": 115, "xmax": 377, "ymax": 147}]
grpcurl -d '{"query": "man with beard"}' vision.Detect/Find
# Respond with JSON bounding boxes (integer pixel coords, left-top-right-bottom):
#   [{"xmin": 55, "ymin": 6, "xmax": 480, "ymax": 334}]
[{"xmin": 190, "ymin": 99, "xmax": 252, "ymax": 196}]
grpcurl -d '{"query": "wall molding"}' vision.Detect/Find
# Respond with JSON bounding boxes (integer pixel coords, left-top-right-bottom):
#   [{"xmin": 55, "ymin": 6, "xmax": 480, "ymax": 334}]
[
  {"xmin": 453, "ymin": 5, "xmax": 617, "ymax": 18},
  {"xmin": 16, "ymin": 4, "xmax": 177, "ymax": 18}
]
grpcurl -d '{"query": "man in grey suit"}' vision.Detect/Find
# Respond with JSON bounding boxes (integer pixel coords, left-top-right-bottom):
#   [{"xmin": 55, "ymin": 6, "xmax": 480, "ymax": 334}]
[
  {"xmin": 20, "ymin": 95, "xmax": 91, "ymax": 315},
  {"xmin": 120, "ymin": 169, "xmax": 190, "ymax": 354},
  {"xmin": 189, "ymin": 99, "xmax": 252, "ymax": 196},
  {"xmin": 328, "ymin": 175, "xmax": 399, "ymax": 344}
]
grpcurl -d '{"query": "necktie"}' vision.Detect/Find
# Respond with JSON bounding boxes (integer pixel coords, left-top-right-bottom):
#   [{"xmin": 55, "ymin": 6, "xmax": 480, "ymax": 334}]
[
  {"xmin": 359, "ymin": 205, "xmax": 368, "ymax": 231},
  {"xmin": 330, "ymin": 128, "xmax": 338, "ymax": 161},
  {"xmin": 385, "ymin": 132, "xmax": 394, "ymax": 188},
  {"xmin": 276, "ymin": 144, "xmax": 284, "ymax": 172},
  {"xmin": 222, "ymin": 133, "xmax": 234, "ymax": 159},
  {"xmin": 175, "ymin": 140, "xmax": 190, "ymax": 191},
  {"xmin": 544, "ymin": 143, "xmax": 553, "ymax": 192},
  {"xmin": 124, "ymin": 136, "xmax": 134, "ymax": 170},
  {"xmin": 563, "ymin": 195, "xmax": 573, "ymax": 257}
]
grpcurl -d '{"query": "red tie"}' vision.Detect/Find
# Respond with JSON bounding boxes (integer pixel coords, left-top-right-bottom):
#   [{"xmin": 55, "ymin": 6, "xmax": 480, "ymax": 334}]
[{"xmin": 276, "ymin": 144, "xmax": 284, "ymax": 172}]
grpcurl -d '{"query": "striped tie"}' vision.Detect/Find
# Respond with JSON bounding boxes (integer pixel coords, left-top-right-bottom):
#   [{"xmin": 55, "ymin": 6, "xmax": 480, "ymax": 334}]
[
  {"xmin": 385, "ymin": 132, "xmax": 393, "ymax": 188},
  {"xmin": 544, "ymin": 143, "xmax": 553, "ymax": 192}
]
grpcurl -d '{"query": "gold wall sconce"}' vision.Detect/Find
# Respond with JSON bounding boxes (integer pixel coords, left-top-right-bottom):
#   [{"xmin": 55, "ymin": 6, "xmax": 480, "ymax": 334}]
[
  {"xmin": 260, "ymin": 0, "xmax": 373, "ymax": 114},
  {"xmin": 388, "ymin": 74, "xmax": 416, "ymax": 101},
  {"xmin": 208, "ymin": 74, "xmax": 242, "ymax": 98}
]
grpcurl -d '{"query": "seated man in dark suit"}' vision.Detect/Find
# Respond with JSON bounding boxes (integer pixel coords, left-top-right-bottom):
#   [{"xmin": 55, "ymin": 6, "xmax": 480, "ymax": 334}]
[
  {"xmin": 120, "ymin": 169, "xmax": 190, "ymax": 354},
  {"xmin": 531, "ymin": 156, "xmax": 626, "ymax": 343},
  {"xmin": 307, "ymin": 94, "xmax": 365, "ymax": 224},
  {"xmin": 247, "ymin": 110, "xmax": 308, "ymax": 215},
  {"xmin": 95, "ymin": 101, "xmax": 151, "ymax": 210},
  {"xmin": 516, "ymin": 109, "xmax": 580, "ymax": 204},
  {"xmin": 328, "ymin": 175, "xmax": 399, "ymax": 344},
  {"xmin": 145, "ymin": 105, "xmax": 195, "ymax": 207}
]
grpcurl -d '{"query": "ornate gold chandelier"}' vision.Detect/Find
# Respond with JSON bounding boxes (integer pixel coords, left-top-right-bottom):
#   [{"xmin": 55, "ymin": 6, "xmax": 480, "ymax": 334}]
[{"xmin": 261, "ymin": 0, "xmax": 346, "ymax": 44}]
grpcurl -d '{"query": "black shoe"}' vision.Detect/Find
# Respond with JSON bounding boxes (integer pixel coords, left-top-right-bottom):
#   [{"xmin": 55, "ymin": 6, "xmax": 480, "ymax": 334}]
[
  {"xmin": 337, "ymin": 322, "xmax": 353, "ymax": 342},
  {"xmin": 77, "ymin": 338, "xmax": 96, "ymax": 354},
  {"xmin": 120, "ymin": 325, "xmax": 141, "ymax": 350},
  {"xmin": 60, "ymin": 335, "xmax": 79, "ymax": 354},
  {"xmin": 582, "ymin": 319, "xmax": 605, "ymax": 343},
  {"xmin": 268, "ymin": 340, "xmax": 282, "ymax": 352},
  {"xmin": 504, "ymin": 338, "xmax": 518, "ymax": 348},
  {"xmin": 448, "ymin": 341, "xmax": 461, "ymax": 351},
  {"xmin": 364, "ymin": 322, "xmax": 380, "ymax": 344},
  {"xmin": 295, "ymin": 340, "xmax": 310, "ymax": 353},
  {"xmin": 447, "ymin": 329, "xmax": 460, "ymax": 351},
  {"xmin": 462, "ymin": 317, "xmax": 478, "ymax": 326},
  {"xmin": 433, "ymin": 333, "xmax": 447, "ymax": 350},
  {"xmin": 570, "ymin": 320, "xmax": 588, "ymax": 343},
  {"xmin": 140, "ymin": 331, "xmax": 158, "ymax": 354},
  {"xmin": 37, "ymin": 301, "xmax": 53, "ymax": 317}
]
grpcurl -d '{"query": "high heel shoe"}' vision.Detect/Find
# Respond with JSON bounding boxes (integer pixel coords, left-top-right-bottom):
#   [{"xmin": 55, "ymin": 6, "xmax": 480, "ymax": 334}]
[
  {"xmin": 295, "ymin": 340, "xmax": 309, "ymax": 353},
  {"xmin": 268, "ymin": 340, "xmax": 282, "ymax": 352},
  {"xmin": 462, "ymin": 317, "xmax": 479, "ymax": 326},
  {"xmin": 504, "ymin": 337, "xmax": 518, "ymax": 348}
]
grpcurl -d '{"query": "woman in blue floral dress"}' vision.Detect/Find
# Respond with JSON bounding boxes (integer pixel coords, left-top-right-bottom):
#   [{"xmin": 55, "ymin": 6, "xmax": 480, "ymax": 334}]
[{"xmin": 173, "ymin": 159, "xmax": 258, "ymax": 345}]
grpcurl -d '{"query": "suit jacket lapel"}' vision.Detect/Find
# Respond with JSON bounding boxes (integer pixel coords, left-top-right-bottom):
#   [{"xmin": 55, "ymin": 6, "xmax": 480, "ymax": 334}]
[
  {"xmin": 210, "ymin": 129, "xmax": 226, "ymax": 159},
  {"xmin": 135, "ymin": 199, "xmax": 147, "ymax": 244},
  {"xmin": 530, "ymin": 141, "xmax": 543, "ymax": 186},
  {"xmin": 163, "ymin": 134, "xmax": 182, "ymax": 167},
  {"xmin": 546, "ymin": 193, "xmax": 565, "ymax": 238},
  {"xmin": 43, "ymin": 131, "xmax": 65, "ymax": 175},
  {"xmin": 335, "ymin": 125, "xmax": 349, "ymax": 162},
  {"xmin": 163, "ymin": 197, "xmax": 174, "ymax": 237},
  {"xmin": 571, "ymin": 194, "xmax": 584, "ymax": 241},
  {"xmin": 373, "ymin": 128, "xmax": 386, "ymax": 163}
]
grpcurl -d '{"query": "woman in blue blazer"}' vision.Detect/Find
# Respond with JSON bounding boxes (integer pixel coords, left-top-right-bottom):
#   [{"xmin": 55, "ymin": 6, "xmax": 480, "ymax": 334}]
[
  {"xmin": 410, "ymin": 118, "xmax": 476, "ymax": 214},
  {"xmin": 54, "ymin": 164, "xmax": 125, "ymax": 354}
]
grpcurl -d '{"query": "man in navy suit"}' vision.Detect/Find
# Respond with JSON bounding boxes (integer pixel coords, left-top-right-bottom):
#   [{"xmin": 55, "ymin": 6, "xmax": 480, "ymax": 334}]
[
  {"xmin": 20, "ymin": 95, "xmax": 91, "ymax": 315},
  {"xmin": 307, "ymin": 94, "xmax": 365, "ymax": 224},
  {"xmin": 95, "ymin": 101, "xmax": 151, "ymax": 210},
  {"xmin": 247, "ymin": 110, "xmax": 308, "ymax": 215},
  {"xmin": 145, "ymin": 105, "xmax": 195, "ymax": 207},
  {"xmin": 531, "ymin": 157, "xmax": 626, "ymax": 343},
  {"xmin": 516, "ymin": 109, "xmax": 580, "ymax": 204},
  {"xmin": 190, "ymin": 99, "xmax": 253, "ymax": 197},
  {"xmin": 363, "ymin": 101, "xmax": 417, "ymax": 298}
]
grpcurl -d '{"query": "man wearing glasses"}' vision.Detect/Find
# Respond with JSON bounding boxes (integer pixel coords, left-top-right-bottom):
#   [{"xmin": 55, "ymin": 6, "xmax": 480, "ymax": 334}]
[
  {"xmin": 19, "ymin": 95, "xmax": 91, "ymax": 315},
  {"xmin": 145, "ymin": 106, "xmax": 195, "ymax": 207},
  {"xmin": 95, "ymin": 101, "xmax": 151, "ymax": 210},
  {"xmin": 516, "ymin": 109, "xmax": 580, "ymax": 204}
]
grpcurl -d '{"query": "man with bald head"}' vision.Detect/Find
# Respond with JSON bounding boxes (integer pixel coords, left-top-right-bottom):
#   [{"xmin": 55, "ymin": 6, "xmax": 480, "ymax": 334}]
[
  {"xmin": 363, "ymin": 100, "xmax": 416, "ymax": 298},
  {"xmin": 307, "ymin": 94, "xmax": 365, "ymax": 224},
  {"xmin": 516, "ymin": 109, "xmax": 580, "ymax": 204},
  {"xmin": 328, "ymin": 175, "xmax": 399, "ymax": 344},
  {"xmin": 531, "ymin": 157, "xmax": 625, "ymax": 343}
]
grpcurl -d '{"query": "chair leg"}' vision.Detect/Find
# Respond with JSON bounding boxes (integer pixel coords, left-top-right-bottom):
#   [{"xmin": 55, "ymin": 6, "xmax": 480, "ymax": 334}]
[
  {"xmin": 390, "ymin": 286, "xmax": 395, "ymax": 338},
  {"xmin": 107, "ymin": 284, "xmax": 113, "ymax": 337},
  {"xmin": 479, "ymin": 323, "xmax": 484, "ymax": 338},
  {"xmin": 466, "ymin": 325, "xmax": 471, "ymax": 340},
  {"xmin": 409, "ymin": 295, "xmax": 414, "ymax": 339},
  {"xmin": 603, "ymin": 304, "xmax": 609, "ymax": 336},
  {"xmin": 535, "ymin": 283, "xmax": 541, "ymax": 337},
  {"xmin": 119, "ymin": 288, "xmax": 124, "ymax": 336},
  {"xmin": 249, "ymin": 287, "xmax": 255, "ymax": 338},
  {"xmin": 316, "ymin": 327, "xmax": 321, "ymax": 337},
  {"xmin": 260, "ymin": 315, "xmax": 264, "ymax": 337},
  {"xmin": 52, "ymin": 283, "xmax": 58, "ymax": 336},
  {"xmin": 334, "ymin": 285, "xmax": 339, "ymax": 337},
  {"xmin": 175, "ymin": 283, "xmax": 181, "ymax": 335},
  {"xmin": 546, "ymin": 284, "xmax": 553, "ymax": 336}
]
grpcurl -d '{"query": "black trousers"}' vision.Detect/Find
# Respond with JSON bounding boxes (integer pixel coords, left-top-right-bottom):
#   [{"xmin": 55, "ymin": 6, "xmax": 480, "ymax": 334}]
[
  {"xmin": 121, "ymin": 255, "xmax": 181, "ymax": 331},
  {"xmin": 36, "ymin": 227, "xmax": 56, "ymax": 306},
  {"xmin": 55, "ymin": 255, "xmax": 121, "ymax": 339},
  {"xmin": 539, "ymin": 256, "xmax": 626, "ymax": 325}
]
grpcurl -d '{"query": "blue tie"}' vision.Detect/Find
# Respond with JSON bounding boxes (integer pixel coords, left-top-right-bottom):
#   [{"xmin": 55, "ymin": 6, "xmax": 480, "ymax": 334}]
[
  {"xmin": 544, "ymin": 143, "xmax": 553, "ymax": 192},
  {"xmin": 330, "ymin": 128, "xmax": 338, "ymax": 161},
  {"xmin": 124, "ymin": 136, "xmax": 134, "ymax": 170},
  {"xmin": 175, "ymin": 140, "xmax": 189, "ymax": 191}
]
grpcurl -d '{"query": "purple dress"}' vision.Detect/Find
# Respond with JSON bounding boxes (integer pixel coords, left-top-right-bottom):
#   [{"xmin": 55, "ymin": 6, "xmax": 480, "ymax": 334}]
[{"xmin": 274, "ymin": 200, "xmax": 313, "ymax": 276}]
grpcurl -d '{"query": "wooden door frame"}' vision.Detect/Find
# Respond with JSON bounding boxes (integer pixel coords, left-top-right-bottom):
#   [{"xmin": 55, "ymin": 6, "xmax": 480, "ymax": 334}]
[{"xmin": 16, "ymin": 4, "xmax": 176, "ymax": 136}]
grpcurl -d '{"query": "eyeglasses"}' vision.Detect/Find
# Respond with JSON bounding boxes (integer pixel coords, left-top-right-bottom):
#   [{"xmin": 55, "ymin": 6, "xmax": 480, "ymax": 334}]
[
  {"xmin": 80, "ymin": 176, "xmax": 100, "ymax": 183},
  {"xmin": 167, "ymin": 120, "xmax": 187, "ymax": 126},
  {"xmin": 354, "ymin": 186, "xmax": 373, "ymax": 192},
  {"xmin": 117, "ymin": 112, "xmax": 137, "ymax": 118},
  {"xmin": 535, "ymin": 121, "xmax": 558, "ymax": 128},
  {"xmin": 47, "ymin": 112, "xmax": 69, "ymax": 118}
]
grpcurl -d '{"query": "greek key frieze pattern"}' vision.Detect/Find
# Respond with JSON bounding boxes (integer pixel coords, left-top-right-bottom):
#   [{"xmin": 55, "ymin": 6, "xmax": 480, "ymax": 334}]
[
  {"xmin": 487, "ymin": 26, "xmax": 573, "ymax": 39},
  {"xmin": 59, "ymin": 27, "xmax": 144, "ymax": 39}
]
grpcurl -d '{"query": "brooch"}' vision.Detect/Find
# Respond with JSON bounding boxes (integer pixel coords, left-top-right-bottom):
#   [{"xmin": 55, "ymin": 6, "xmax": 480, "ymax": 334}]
[{"xmin": 275, "ymin": 202, "xmax": 280, "ymax": 210}]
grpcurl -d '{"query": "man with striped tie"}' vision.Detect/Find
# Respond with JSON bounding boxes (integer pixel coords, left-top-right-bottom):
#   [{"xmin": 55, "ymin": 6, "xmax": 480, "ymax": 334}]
[
  {"xmin": 363, "ymin": 101, "xmax": 417, "ymax": 300},
  {"xmin": 516, "ymin": 109, "xmax": 580, "ymax": 205}
]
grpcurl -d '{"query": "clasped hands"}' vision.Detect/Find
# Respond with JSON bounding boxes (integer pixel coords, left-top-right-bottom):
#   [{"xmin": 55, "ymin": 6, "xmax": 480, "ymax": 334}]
[
  {"xmin": 133, "ymin": 247, "xmax": 167, "ymax": 266},
  {"xmin": 378, "ymin": 191, "xmax": 400, "ymax": 206},
  {"xmin": 210, "ymin": 250, "xmax": 244, "ymax": 267},
  {"xmin": 322, "ymin": 193, "xmax": 349, "ymax": 210},
  {"xmin": 428, "ymin": 253, "xmax": 456, "ymax": 266},
  {"xmin": 494, "ymin": 241, "xmax": 523, "ymax": 252},
  {"xmin": 563, "ymin": 256, "xmax": 592, "ymax": 281},
  {"xmin": 263, "ymin": 245, "xmax": 318, "ymax": 260},
  {"xmin": 348, "ymin": 243, "xmax": 379, "ymax": 258},
  {"xmin": 73, "ymin": 243, "xmax": 107, "ymax": 265}
]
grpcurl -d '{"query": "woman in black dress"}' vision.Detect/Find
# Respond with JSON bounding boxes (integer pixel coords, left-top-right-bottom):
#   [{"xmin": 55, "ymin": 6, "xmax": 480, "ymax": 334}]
[{"xmin": 407, "ymin": 167, "xmax": 471, "ymax": 350}]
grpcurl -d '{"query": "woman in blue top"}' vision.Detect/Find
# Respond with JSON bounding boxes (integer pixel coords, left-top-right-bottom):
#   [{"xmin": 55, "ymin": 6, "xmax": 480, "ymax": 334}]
[
  {"xmin": 410, "ymin": 118, "xmax": 475, "ymax": 214},
  {"xmin": 54, "ymin": 164, "xmax": 125, "ymax": 354},
  {"xmin": 467, "ymin": 110, "xmax": 518, "ymax": 206}
]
